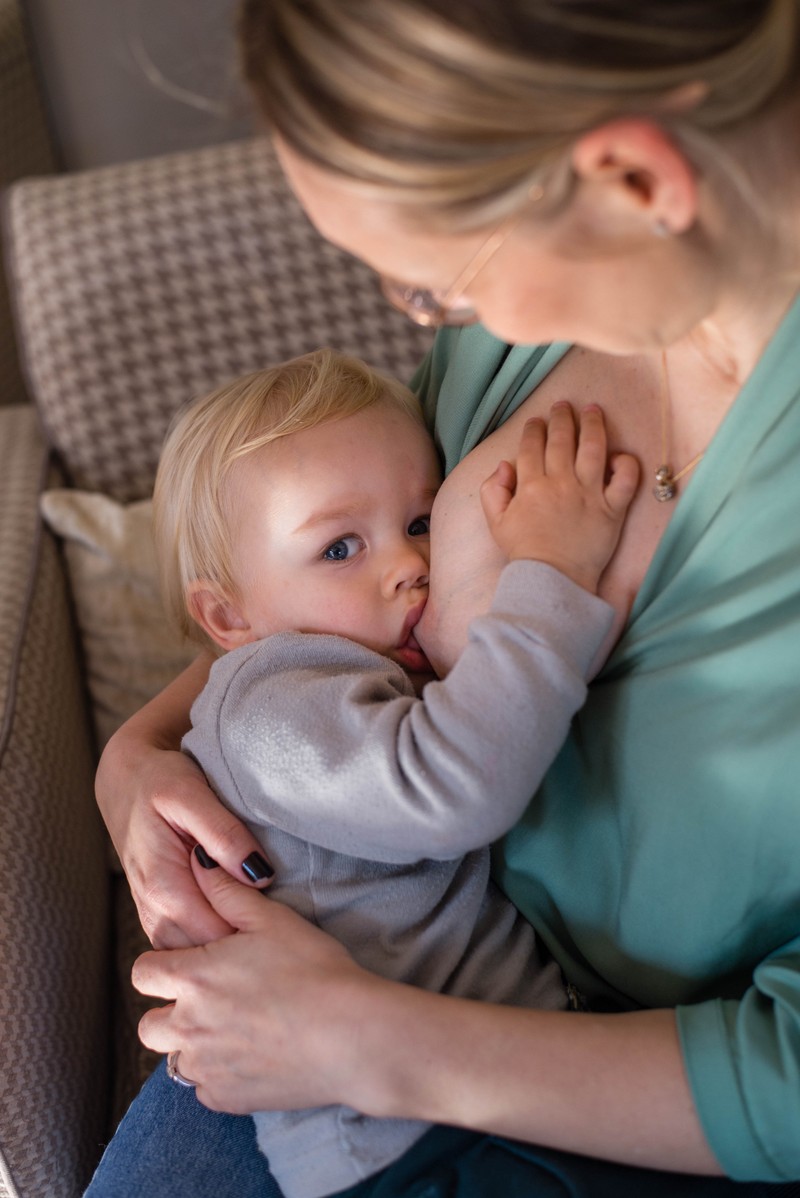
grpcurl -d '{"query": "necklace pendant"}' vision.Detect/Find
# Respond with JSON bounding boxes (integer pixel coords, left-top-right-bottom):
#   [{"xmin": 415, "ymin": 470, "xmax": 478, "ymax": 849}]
[{"xmin": 653, "ymin": 465, "xmax": 676, "ymax": 502}]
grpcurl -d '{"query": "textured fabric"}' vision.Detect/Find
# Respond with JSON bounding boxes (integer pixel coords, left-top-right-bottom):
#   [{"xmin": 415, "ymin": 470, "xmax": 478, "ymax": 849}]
[
  {"xmin": 4, "ymin": 136, "xmax": 433, "ymax": 502},
  {"xmin": 411, "ymin": 308, "xmax": 800, "ymax": 1180},
  {"xmin": 85, "ymin": 1059, "xmax": 283, "ymax": 1198},
  {"xmin": 184, "ymin": 562, "xmax": 609, "ymax": 1198},
  {"xmin": 109, "ymin": 877, "xmax": 162, "ymax": 1134},
  {"xmin": 85, "ymin": 1071, "xmax": 800, "ymax": 1198},
  {"xmin": 0, "ymin": 407, "xmax": 47, "ymax": 732},
  {"xmin": 0, "ymin": 408, "xmax": 110, "ymax": 1198},
  {"xmin": 0, "ymin": 0, "xmax": 56, "ymax": 408},
  {"xmin": 40, "ymin": 490, "xmax": 196, "ymax": 750}
]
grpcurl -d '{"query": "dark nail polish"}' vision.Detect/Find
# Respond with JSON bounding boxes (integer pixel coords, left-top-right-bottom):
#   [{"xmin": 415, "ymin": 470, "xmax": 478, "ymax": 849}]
[
  {"xmin": 242, "ymin": 851, "xmax": 274, "ymax": 883},
  {"xmin": 194, "ymin": 845, "xmax": 219, "ymax": 870}
]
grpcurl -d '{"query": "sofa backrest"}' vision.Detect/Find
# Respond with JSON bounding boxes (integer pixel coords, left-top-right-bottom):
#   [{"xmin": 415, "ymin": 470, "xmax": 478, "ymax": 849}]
[
  {"xmin": 0, "ymin": 0, "xmax": 58, "ymax": 408},
  {"xmin": 3, "ymin": 136, "xmax": 433, "ymax": 501}
]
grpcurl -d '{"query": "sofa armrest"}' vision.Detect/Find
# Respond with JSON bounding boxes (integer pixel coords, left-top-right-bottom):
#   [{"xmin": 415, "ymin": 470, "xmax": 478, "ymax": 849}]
[{"xmin": 0, "ymin": 406, "xmax": 110, "ymax": 1198}]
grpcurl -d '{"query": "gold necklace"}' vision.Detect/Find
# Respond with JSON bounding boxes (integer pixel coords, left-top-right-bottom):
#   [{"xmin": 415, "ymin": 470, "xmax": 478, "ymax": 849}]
[{"xmin": 653, "ymin": 350, "xmax": 705, "ymax": 502}]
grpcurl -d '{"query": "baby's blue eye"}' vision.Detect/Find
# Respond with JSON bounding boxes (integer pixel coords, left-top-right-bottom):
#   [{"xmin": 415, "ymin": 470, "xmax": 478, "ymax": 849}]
[
  {"xmin": 323, "ymin": 535, "xmax": 362, "ymax": 561},
  {"xmin": 408, "ymin": 516, "xmax": 431, "ymax": 537}
]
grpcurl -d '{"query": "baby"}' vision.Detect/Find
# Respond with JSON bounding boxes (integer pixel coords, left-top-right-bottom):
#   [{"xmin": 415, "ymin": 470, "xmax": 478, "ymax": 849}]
[{"xmin": 152, "ymin": 347, "xmax": 637, "ymax": 1198}]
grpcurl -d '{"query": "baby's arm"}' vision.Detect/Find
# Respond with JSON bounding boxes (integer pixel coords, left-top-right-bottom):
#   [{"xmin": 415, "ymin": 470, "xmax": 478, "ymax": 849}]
[
  {"xmin": 193, "ymin": 404, "xmax": 639, "ymax": 864},
  {"xmin": 480, "ymin": 402, "xmax": 639, "ymax": 594}
]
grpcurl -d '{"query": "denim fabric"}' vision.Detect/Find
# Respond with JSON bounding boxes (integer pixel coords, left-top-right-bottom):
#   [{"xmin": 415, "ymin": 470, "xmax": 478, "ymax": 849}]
[
  {"xmin": 84, "ymin": 1062, "xmax": 800, "ymax": 1198},
  {"xmin": 83, "ymin": 1059, "xmax": 283, "ymax": 1197}
]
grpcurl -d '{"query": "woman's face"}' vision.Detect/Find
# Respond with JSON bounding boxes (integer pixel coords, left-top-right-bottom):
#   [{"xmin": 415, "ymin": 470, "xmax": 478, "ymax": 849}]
[{"xmin": 276, "ymin": 139, "xmax": 717, "ymax": 356}]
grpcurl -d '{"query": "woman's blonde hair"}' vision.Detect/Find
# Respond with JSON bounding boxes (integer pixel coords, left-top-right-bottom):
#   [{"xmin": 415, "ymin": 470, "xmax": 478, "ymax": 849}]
[
  {"xmin": 153, "ymin": 347, "xmax": 423, "ymax": 645},
  {"xmin": 239, "ymin": 0, "xmax": 800, "ymax": 229}
]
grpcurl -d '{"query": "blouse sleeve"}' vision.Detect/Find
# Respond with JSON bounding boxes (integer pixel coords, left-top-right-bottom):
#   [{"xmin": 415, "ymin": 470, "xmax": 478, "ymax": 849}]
[{"xmin": 676, "ymin": 938, "xmax": 800, "ymax": 1181}]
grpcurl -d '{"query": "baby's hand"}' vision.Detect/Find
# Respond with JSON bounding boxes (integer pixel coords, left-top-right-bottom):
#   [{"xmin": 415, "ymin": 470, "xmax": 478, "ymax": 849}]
[{"xmin": 480, "ymin": 402, "xmax": 639, "ymax": 594}]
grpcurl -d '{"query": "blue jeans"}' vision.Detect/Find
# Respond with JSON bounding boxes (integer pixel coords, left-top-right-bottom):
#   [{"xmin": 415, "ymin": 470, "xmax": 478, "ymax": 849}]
[
  {"xmin": 84, "ymin": 1059, "xmax": 283, "ymax": 1197},
  {"xmin": 85, "ymin": 1059, "xmax": 800, "ymax": 1198}
]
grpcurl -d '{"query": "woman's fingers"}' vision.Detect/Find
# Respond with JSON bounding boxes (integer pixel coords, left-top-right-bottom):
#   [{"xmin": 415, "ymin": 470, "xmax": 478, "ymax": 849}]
[
  {"xmin": 127, "ymin": 822, "xmax": 232, "ymax": 951},
  {"xmin": 154, "ymin": 773, "xmax": 275, "ymax": 893},
  {"xmin": 106, "ymin": 749, "xmax": 274, "ymax": 949},
  {"xmin": 132, "ymin": 872, "xmax": 366, "ymax": 1114},
  {"xmin": 133, "ymin": 947, "xmax": 186, "ymax": 1002},
  {"xmin": 190, "ymin": 847, "xmax": 275, "ymax": 932}
]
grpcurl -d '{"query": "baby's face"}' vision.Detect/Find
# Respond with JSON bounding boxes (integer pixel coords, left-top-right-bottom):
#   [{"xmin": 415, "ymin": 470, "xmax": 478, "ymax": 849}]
[{"xmin": 225, "ymin": 401, "xmax": 442, "ymax": 679}]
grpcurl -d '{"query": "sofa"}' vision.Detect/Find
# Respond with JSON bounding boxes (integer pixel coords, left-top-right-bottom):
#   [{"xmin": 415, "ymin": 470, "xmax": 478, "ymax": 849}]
[
  {"xmin": 0, "ymin": 0, "xmax": 57, "ymax": 410},
  {"xmin": 0, "ymin": 134, "xmax": 432, "ymax": 1198}
]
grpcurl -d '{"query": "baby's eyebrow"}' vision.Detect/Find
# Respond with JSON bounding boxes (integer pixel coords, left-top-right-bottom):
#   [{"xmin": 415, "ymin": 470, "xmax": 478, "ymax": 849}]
[{"xmin": 293, "ymin": 504, "xmax": 363, "ymax": 535}]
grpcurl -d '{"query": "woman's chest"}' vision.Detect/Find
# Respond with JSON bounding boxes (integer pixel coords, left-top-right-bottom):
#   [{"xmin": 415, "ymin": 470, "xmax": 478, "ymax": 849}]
[{"xmin": 420, "ymin": 349, "xmax": 674, "ymax": 671}]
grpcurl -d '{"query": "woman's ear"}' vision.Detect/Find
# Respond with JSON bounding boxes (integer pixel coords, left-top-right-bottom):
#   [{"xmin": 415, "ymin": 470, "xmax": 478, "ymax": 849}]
[
  {"xmin": 570, "ymin": 117, "xmax": 698, "ymax": 236},
  {"xmin": 186, "ymin": 582, "xmax": 253, "ymax": 651}
]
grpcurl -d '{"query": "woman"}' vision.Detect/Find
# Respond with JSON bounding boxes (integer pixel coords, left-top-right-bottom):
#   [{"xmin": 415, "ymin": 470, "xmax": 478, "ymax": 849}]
[{"xmin": 93, "ymin": 1, "xmax": 800, "ymax": 1193}]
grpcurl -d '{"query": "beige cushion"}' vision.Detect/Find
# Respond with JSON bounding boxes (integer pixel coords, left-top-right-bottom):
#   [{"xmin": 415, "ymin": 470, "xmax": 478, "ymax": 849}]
[{"xmin": 39, "ymin": 489, "xmax": 197, "ymax": 750}]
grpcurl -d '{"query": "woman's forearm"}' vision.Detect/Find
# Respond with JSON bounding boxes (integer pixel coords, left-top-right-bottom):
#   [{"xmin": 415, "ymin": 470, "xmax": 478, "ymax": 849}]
[
  {"xmin": 110, "ymin": 651, "xmax": 214, "ymax": 753},
  {"xmin": 349, "ymin": 982, "xmax": 721, "ymax": 1175},
  {"xmin": 135, "ymin": 866, "xmax": 720, "ymax": 1174}
]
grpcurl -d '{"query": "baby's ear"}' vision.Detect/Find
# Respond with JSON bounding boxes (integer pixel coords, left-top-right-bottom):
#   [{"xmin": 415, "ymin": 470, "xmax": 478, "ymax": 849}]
[{"xmin": 186, "ymin": 582, "xmax": 252, "ymax": 651}]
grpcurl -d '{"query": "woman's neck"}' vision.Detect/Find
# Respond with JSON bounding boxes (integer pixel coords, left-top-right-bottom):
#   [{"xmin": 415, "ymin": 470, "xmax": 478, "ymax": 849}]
[{"xmin": 681, "ymin": 277, "xmax": 799, "ymax": 387}]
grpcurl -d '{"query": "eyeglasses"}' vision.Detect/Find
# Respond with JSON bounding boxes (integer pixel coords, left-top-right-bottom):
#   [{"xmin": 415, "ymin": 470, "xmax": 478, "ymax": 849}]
[{"xmin": 379, "ymin": 183, "xmax": 544, "ymax": 329}]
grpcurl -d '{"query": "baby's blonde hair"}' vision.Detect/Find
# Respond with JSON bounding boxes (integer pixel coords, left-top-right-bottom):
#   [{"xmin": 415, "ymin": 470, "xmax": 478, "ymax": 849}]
[{"xmin": 153, "ymin": 347, "xmax": 424, "ymax": 645}]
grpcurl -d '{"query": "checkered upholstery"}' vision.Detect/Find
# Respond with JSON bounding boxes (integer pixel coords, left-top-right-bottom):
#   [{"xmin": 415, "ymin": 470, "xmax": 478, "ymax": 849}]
[{"xmin": 4, "ymin": 136, "xmax": 433, "ymax": 501}]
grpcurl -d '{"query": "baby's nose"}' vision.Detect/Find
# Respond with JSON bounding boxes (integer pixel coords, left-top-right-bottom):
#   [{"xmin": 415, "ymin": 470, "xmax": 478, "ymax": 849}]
[{"xmin": 386, "ymin": 546, "xmax": 429, "ymax": 594}]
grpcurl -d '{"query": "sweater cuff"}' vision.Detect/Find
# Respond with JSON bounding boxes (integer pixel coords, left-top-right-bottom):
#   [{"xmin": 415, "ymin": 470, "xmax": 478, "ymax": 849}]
[{"xmin": 491, "ymin": 560, "xmax": 615, "ymax": 680}]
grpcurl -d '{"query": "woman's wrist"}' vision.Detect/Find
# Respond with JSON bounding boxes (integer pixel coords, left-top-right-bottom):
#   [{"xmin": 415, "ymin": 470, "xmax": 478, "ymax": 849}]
[
  {"xmin": 328, "ymin": 978, "xmax": 721, "ymax": 1175},
  {"xmin": 129, "ymin": 652, "xmax": 215, "ymax": 750},
  {"xmin": 333, "ymin": 975, "xmax": 472, "ymax": 1124}
]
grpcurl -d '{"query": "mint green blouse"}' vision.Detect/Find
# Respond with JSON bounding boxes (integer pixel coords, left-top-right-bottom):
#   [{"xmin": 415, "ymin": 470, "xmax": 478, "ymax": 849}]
[{"xmin": 412, "ymin": 305, "xmax": 800, "ymax": 1183}]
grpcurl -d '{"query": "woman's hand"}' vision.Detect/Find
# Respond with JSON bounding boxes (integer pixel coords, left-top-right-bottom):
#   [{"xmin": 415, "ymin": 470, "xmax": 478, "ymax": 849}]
[
  {"xmin": 134, "ymin": 854, "xmax": 370, "ymax": 1113},
  {"xmin": 96, "ymin": 656, "xmax": 273, "ymax": 949},
  {"xmin": 134, "ymin": 858, "xmax": 720, "ymax": 1173}
]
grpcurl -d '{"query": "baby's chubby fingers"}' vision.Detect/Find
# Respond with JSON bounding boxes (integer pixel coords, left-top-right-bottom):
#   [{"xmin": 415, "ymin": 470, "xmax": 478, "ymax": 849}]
[
  {"xmin": 574, "ymin": 404, "xmax": 611, "ymax": 487},
  {"xmin": 505, "ymin": 415, "xmax": 548, "ymax": 492},
  {"xmin": 604, "ymin": 451, "xmax": 641, "ymax": 515},
  {"xmin": 479, "ymin": 457, "xmax": 517, "ymax": 529},
  {"xmin": 542, "ymin": 401, "xmax": 578, "ymax": 476}
]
